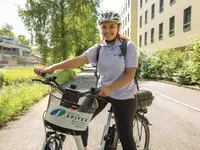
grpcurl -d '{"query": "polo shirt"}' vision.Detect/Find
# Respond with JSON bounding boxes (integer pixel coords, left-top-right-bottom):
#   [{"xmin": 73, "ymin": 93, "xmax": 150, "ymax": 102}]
[{"xmin": 83, "ymin": 38, "xmax": 138, "ymax": 100}]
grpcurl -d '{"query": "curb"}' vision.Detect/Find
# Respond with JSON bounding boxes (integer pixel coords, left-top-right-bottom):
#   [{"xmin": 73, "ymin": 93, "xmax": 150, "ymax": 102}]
[{"xmin": 159, "ymin": 80, "xmax": 200, "ymax": 91}]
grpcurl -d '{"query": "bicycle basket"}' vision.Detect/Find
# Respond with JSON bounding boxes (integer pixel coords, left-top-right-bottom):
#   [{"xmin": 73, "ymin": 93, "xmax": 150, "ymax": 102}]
[
  {"xmin": 44, "ymin": 90, "xmax": 98, "ymax": 135},
  {"xmin": 136, "ymin": 90, "xmax": 154, "ymax": 109}
]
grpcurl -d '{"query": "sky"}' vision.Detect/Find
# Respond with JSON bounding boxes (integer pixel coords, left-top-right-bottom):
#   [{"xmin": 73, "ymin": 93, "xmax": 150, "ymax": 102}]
[{"xmin": 0, "ymin": 0, "xmax": 124, "ymax": 39}]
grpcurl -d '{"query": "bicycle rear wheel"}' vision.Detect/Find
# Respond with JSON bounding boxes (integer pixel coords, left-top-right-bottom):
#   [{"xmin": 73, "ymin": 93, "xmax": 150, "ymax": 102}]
[
  {"xmin": 116, "ymin": 114, "xmax": 150, "ymax": 150},
  {"xmin": 133, "ymin": 114, "xmax": 150, "ymax": 150}
]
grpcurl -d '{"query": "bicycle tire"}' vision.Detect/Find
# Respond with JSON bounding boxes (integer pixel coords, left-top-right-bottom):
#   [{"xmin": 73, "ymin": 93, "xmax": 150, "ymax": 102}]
[
  {"xmin": 43, "ymin": 137, "xmax": 59, "ymax": 150},
  {"xmin": 133, "ymin": 114, "xmax": 150, "ymax": 150},
  {"xmin": 116, "ymin": 114, "xmax": 150, "ymax": 150}
]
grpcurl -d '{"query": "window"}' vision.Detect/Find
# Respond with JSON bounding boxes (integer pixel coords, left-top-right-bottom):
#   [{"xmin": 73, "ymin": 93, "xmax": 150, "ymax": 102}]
[
  {"xmin": 151, "ymin": 28, "xmax": 154, "ymax": 43},
  {"xmin": 170, "ymin": 0, "xmax": 175, "ymax": 5},
  {"xmin": 159, "ymin": 23, "xmax": 163, "ymax": 40},
  {"xmin": 123, "ymin": 20, "xmax": 124, "ymax": 28},
  {"xmin": 125, "ymin": 31, "xmax": 127, "ymax": 36},
  {"xmin": 128, "ymin": 28, "xmax": 129, "ymax": 37},
  {"xmin": 183, "ymin": 6, "xmax": 191, "ymax": 31},
  {"xmin": 159, "ymin": 0, "xmax": 164, "ymax": 13},
  {"xmin": 145, "ymin": 32, "xmax": 147, "ymax": 45},
  {"xmin": 140, "ymin": 16, "xmax": 142, "ymax": 28},
  {"xmin": 151, "ymin": 4, "xmax": 155, "ymax": 19},
  {"xmin": 128, "ymin": 14, "xmax": 130, "ymax": 22},
  {"xmin": 140, "ymin": 0, "xmax": 143, "ymax": 8},
  {"xmin": 145, "ymin": 10, "xmax": 148, "ymax": 24},
  {"xmin": 126, "ymin": 3, "xmax": 127, "ymax": 12},
  {"xmin": 169, "ymin": 16, "xmax": 175, "ymax": 36},
  {"xmin": 139, "ymin": 35, "xmax": 142, "ymax": 47},
  {"xmin": 128, "ymin": 0, "xmax": 130, "ymax": 8},
  {"xmin": 145, "ymin": 0, "xmax": 148, "ymax": 2}
]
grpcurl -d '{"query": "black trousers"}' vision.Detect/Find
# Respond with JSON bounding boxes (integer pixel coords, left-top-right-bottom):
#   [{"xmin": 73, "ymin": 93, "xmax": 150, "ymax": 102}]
[{"xmin": 81, "ymin": 97, "xmax": 137, "ymax": 150}]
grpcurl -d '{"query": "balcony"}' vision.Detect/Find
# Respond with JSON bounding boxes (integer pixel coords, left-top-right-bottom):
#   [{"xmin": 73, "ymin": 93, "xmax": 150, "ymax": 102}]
[{"xmin": 0, "ymin": 50, "xmax": 20, "ymax": 56}]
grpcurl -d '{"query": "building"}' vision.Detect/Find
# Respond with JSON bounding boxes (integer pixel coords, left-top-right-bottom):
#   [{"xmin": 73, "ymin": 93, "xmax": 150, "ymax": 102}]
[
  {"xmin": 120, "ymin": 0, "xmax": 200, "ymax": 51},
  {"xmin": 119, "ymin": 0, "xmax": 138, "ymax": 45},
  {"xmin": 0, "ymin": 35, "xmax": 40, "ymax": 67}
]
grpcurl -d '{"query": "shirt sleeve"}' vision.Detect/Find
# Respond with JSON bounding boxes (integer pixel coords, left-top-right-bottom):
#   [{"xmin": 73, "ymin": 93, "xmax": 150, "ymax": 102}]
[
  {"xmin": 125, "ymin": 41, "xmax": 138, "ymax": 68},
  {"xmin": 82, "ymin": 44, "xmax": 99, "ymax": 64}
]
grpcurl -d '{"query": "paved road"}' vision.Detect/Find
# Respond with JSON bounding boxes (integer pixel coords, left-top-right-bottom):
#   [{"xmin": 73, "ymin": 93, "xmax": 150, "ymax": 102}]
[{"xmin": 0, "ymin": 66, "xmax": 200, "ymax": 150}]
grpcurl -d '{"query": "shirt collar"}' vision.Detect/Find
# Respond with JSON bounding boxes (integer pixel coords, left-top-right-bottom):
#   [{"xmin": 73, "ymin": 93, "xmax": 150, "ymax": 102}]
[{"xmin": 100, "ymin": 38, "xmax": 122, "ymax": 47}]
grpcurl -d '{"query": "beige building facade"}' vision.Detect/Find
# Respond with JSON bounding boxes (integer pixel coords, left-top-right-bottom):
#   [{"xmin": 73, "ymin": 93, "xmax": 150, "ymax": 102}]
[
  {"xmin": 120, "ymin": 0, "xmax": 200, "ymax": 51},
  {"xmin": 119, "ymin": 0, "xmax": 138, "ymax": 45}
]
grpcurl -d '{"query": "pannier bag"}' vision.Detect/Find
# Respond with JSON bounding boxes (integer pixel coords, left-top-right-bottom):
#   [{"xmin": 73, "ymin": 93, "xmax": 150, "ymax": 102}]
[{"xmin": 135, "ymin": 90, "xmax": 154, "ymax": 109}]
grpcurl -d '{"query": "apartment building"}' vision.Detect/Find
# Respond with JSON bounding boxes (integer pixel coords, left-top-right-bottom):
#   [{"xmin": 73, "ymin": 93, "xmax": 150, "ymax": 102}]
[
  {"xmin": 119, "ymin": 0, "xmax": 138, "ymax": 45},
  {"xmin": 120, "ymin": 0, "xmax": 200, "ymax": 51},
  {"xmin": 0, "ymin": 35, "xmax": 36, "ymax": 66}
]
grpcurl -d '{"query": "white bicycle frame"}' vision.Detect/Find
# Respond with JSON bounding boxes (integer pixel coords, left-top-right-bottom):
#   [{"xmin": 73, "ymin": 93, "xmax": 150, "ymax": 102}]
[{"xmin": 72, "ymin": 105, "xmax": 114, "ymax": 150}]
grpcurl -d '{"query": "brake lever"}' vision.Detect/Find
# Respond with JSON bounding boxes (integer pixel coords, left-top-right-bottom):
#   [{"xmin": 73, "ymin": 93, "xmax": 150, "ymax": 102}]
[{"xmin": 32, "ymin": 79, "xmax": 43, "ymax": 82}]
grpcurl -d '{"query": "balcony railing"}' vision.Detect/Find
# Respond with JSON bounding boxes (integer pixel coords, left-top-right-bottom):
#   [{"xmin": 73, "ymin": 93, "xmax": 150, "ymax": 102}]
[
  {"xmin": 183, "ymin": 22, "xmax": 191, "ymax": 32},
  {"xmin": 159, "ymin": 34, "xmax": 163, "ymax": 40},
  {"xmin": 169, "ymin": 29, "xmax": 175, "ymax": 36},
  {"xmin": 0, "ymin": 50, "xmax": 20, "ymax": 56}
]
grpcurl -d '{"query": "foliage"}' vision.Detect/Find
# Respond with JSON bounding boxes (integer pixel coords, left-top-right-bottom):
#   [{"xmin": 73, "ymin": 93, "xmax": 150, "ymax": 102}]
[
  {"xmin": 18, "ymin": 0, "xmax": 100, "ymax": 65},
  {"xmin": 17, "ymin": 35, "xmax": 30, "ymax": 46},
  {"xmin": 139, "ymin": 36, "xmax": 200, "ymax": 86},
  {"xmin": 0, "ymin": 67, "xmax": 83, "ymax": 126},
  {"xmin": 0, "ymin": 23, "xmax": 15, "ymax": 37},
  {"xmin": 0, "ymin": 82, "xmax": 48, "ymax": 125}
]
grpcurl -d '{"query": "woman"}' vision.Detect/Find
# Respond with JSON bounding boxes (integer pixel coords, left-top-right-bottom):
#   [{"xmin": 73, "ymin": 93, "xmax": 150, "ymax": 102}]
[{"xmin": 35, "ymin": 10, "xmax": 138, "ymax": 150}]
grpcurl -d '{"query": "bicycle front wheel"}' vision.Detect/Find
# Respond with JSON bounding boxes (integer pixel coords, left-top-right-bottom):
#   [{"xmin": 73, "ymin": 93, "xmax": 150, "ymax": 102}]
[{"xmin": 43, "ymin": 137, "xmax": 60, "ymax": 150}]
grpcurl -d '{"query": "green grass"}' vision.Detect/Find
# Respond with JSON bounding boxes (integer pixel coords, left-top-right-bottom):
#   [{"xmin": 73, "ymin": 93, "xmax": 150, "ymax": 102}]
[
  {"xmin": 0, "ymin": 67, "xmax": 37, "ymax": 86},
  {"xmin": 0, "ymin": 82, "xmax": 48, "ymax": 125},
  {"xmin": 0, "ymin": 67, "xmax": 83, "ymax": 126}
]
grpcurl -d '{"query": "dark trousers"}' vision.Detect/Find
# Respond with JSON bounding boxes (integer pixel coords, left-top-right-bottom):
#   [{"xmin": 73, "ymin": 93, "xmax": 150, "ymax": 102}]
[{"xmin": 81, "ymin": 97, "xmax": 137, "ymax": 150}]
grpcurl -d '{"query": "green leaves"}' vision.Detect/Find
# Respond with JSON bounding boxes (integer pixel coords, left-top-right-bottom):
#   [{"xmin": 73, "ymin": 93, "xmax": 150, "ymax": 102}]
[
  {"xmin": 139, "ymin": 40, "xmax": 200, "ymax": 86},
  {"xmin": 19, "ymin": 0, "xmax": 99, "ymax": 65},
  {"xmin": 0, "ymin": 23, "xmax": 15, "ymax": 37}
]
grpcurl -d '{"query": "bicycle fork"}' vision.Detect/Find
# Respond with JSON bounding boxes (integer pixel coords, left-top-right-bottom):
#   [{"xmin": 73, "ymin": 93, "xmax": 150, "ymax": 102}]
[{"xmin": 100, "ymin": 106, "xmax": 118, "ymax": 150}]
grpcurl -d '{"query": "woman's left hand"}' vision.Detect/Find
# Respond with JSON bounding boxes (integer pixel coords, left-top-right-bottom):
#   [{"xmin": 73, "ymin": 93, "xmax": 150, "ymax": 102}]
[{"xmin": 98, "ymin": 86, "xmax": 112, "ymax": 97}]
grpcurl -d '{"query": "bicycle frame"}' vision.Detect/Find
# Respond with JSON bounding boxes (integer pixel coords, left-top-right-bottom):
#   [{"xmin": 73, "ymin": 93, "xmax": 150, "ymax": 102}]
[
  {"xmin": 100, "ymin": 105, "xmax": 115, "ymax": 150},
  {"xmin": 33, "ymin": 74, "xmax": 151, "ymax": 150}
]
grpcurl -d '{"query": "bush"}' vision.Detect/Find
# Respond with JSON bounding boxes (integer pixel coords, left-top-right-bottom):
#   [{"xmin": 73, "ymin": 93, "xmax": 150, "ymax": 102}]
[
  {"xmin": 139, "ymin": 37, "xmax": 200, "ymax": 86},
  {"xmin": 0, "ymin": 67, "xmax": 83, "ymax": 126},
  {"xmin": 0, "ymin": 72, "xmax": 4, "ymax": 88}
]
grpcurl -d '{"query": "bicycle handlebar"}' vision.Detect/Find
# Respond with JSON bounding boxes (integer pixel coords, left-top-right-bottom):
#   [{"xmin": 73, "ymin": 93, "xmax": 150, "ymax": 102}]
[{"xmin": 32, "ymin": 73, "xmax": 104, "ymax": 100}]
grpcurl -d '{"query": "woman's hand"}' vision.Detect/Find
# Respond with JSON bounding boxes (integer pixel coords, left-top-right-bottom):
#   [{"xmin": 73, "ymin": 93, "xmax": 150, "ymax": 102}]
[
  {"xmin": 98, "ymin": 86, "xmax": 112, "ymax": 97},
  {"xmin": 34, "ymin": 66, "xmax": 56, "ymax": 76}
]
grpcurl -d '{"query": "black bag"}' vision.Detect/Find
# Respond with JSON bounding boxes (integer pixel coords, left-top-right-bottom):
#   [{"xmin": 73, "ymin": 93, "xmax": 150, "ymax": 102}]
[{"xmin": 135, "ymin": 90, "xmax": 154, "ymax": 109}]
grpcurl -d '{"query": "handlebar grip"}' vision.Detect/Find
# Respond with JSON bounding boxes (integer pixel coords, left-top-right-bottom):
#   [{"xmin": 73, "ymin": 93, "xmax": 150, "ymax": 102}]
[
  {"xmin": 91, "ymin": 87, "xmax": 101, "ymax": 94},
  {"xmin": 34, "ymin": 68, "xmax": 46, "ymax": 78}
]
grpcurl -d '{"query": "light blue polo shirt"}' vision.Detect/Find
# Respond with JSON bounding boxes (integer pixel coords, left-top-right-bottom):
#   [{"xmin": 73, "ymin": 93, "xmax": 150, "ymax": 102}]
[{"xmin": 83, "ymin": 38, "xmax": 138, "ymax": 100}]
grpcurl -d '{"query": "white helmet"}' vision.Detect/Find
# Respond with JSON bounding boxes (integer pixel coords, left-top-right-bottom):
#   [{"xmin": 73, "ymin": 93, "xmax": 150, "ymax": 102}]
[{"xmin": 97, "ymin": 10, "xmax": 121, "ymax": 25}]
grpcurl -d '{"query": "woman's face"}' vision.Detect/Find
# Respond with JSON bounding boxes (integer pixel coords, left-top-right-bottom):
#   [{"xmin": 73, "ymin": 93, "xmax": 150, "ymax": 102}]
[{"xmin": 100, "ymin": 22, "xmax": 119, "ymax": 41}]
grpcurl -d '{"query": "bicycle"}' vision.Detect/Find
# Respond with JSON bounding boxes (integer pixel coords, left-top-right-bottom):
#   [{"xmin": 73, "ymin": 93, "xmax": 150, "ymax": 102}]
[{"xmin": 32, "ymin": 74, "xmax": 154, "ymax": 150}]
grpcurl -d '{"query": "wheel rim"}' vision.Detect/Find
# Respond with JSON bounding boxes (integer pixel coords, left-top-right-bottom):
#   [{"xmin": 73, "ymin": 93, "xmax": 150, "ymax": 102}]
[
  {"xmin": 133, "ymin": 118, "xmax": 146, "ymax": 150},
  {"xmin": 47, "ymin": 139, "xmax": 59, "ymax": 150}
]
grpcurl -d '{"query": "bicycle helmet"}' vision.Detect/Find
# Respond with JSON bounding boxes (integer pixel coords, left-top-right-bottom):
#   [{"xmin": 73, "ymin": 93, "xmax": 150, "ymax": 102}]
[{"xmin": 97, "ymin": 10, "xmax": 121, "ymax": 25}]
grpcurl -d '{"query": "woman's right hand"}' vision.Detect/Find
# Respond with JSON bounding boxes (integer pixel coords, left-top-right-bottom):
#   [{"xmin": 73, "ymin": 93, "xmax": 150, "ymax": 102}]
[{"xmin": 34, "ymin": 65, "xmax": 56, "ymax": 76}]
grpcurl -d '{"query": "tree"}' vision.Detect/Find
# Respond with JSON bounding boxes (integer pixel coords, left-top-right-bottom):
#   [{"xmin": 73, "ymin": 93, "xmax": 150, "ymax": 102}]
[
  {"xmin": 17, "ymin": 35, "xmax": 29, "ymax": 46},
  {"xmin": 0, "ymin": 23, "xmax": 15, "ymax": 37},
  {"xmin": 18, "ymin": 0, "xmax": 100, "ymax": 64}
]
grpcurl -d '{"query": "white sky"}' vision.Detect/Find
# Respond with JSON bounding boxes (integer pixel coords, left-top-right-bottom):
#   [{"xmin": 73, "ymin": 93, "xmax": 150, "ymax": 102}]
[
  {"xmin": 99, "ymin": 0, "xmax": 124, "ymax": 12},
  {"xmin": 0, "ymin": 0, "xmax": 124, "ymax": 39}
]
